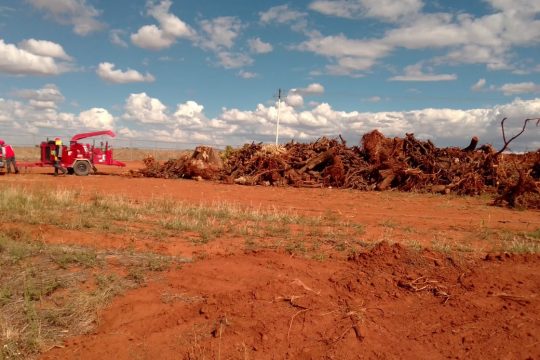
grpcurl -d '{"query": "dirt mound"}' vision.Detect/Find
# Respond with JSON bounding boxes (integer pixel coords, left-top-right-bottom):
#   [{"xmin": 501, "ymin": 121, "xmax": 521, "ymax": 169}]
[{"xmin": 42, "ymin": 244, "xmax": 540, "ymax": 360}]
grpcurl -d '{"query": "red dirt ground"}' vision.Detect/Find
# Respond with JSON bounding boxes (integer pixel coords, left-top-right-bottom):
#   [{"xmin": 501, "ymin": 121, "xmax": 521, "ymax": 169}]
[{"xmin": 1, "ymin": 163, "xmax": 539, "ymax": 359}]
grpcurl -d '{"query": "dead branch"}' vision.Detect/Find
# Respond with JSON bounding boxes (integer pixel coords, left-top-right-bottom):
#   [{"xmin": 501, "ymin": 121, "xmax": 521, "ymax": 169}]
[
  {"xmin": 495, "ymin": 117, "xmax": 540, "ymax": 156},
  {"xmin": 397, "ymin": 276, "xmax": 451, "ymax": 303}
]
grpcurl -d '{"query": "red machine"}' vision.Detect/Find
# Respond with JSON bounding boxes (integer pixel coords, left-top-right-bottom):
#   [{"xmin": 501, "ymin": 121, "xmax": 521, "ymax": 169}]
[{"xmin": 22, "ymin": 130, "xmax": 125, "ymax": 175}]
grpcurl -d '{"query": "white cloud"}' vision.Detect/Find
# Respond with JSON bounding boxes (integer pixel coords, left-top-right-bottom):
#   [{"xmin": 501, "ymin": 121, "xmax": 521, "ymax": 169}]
[
  {"xmin": 131, "ymin": 25, "xmax": 175, "ymax": 50},
  {"xmin": 309, "ymin": 0, "xmax": 423, "ymax": 22},
  {"xmin": 499, "ymin": 82, "xmax": 540, "ymax": 95},
  {"xmin": 0, "ymin": 39, "xmax": 72, "ymax": 75},
  {"xmin": 198, "ymin": 17, "xmax": 242, "ymax": 51},
  {"xmin": 131, "ymin": 0, "xmax": 194, "ymax": 50},
  {"xmin": 487, "ymin": 0, "xmax": 540, "ymax": 13},
  {"xmin": 27, "ymin": 0, "xmax": 104, "ymax": 36},
  {"xmin": 389, "ymin": 63, "xmax": 457, "ymax": 82},
  {"xmin": 259, "ymin": 5, "xmax": 306, "ymax": 24},
  {"xmin": 248, "ymin": 37, "xmax": 273, "ymax": 54},
  {"xmin": 96, "ymin": 62, "xmax": 155, "ymax": 84},
  {"xmin": 14, "ymin": 84, "xmax": 65, "ymax": 104},
  {"xmin": 193, "ymin": 16, "xmax": 253, "ymax": 69},
  {"xmin": 471, "ymin": 78, "xmax": 486, "ymax": 91},
  {"xmin": 78, "ymin": 108, "xmax": 114, "ymax": 128},
  {"xmin": 238, "ymin": 70, "xmax": 257, "ymax": 79},
  {"xmin": 297, "ymin": 1, "xmax": 540, "ymax": 76},
  {"xmin": 110, "ymin": 29, "xmax": 128, "ymax": 47},
  {"xmin": 286, "ymin": 92, "xmax": 304, "ymax": 108},
  {"xmin": 297, "ymin": 34, "xmax": 392, "ymax": 75},
  {"xmin": 298, "ymin": 83, "xmax": 325, "ymax": 95},
  {"xmin": 0, "ymin": 85, "xmax": 116, "ymax": 132},
  {"xmin": 216, "ymin": 98, "xmax": 540, "ymax": 149},
  {"xmin": 298, "ymin": 35, "xmax": 391, "ymax": 60},
  {"xmin": 18, "ymin": 39, "xmax": 72, "ymax": 60},
  {"xmin": 123, "ymin": 92, "xmax": 169, "ymax": 124},
  {"xmin": 3, "ymin": 86, "xmax": 540, "ymax": 151},
  {"xmin": 173, "ymin": 100, "xmax": 207, "ymax": 128},
  {"xmin": 285, "ymin": 83, "xmax": 325, "ymax": 108},
  {"xmin": 216, "ymin": 51, "xmax": 253, "ymax": 69}
]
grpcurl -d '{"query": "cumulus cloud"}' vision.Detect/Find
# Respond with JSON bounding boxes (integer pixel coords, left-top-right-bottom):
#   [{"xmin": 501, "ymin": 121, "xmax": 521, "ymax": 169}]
[
  {"xmin": 286, "ymin": 92, "xmax": 304, "ymax": 108},
  {"xmin": 0, "ymin": 84, "xmax": 116, "ymax": 132},
  {"xmin": 193, "ymin": 16, "xmax": 253, "ymax": 69},
  {"xmin": 499, "ymin": 82, "xmax": 540, "ymax": 95},
  {"xmin": 14, "ymin": 84, "xmax": 65, "ymax": 104},
  {"xmin": 260, "ymin": 5, "xmax": 306, "ymax": 24},
  {"xmin": 18, "ymin": 39, "xmax": 72, "ymax": 60},
  {"xmin": 27, "ymin": 0, "xmax": 105, "ymax": 36},
  {"xmin": 248, "ymin": 37, "xmax": 273, "ymax": 54},
  {"xmin": 389, "ymin": 63, "xmax": 457, "ymax": 82},
  {"xmin": 78, "ymin": 108, "xmax": 114, "ymax": 128},
  {"xmin": 293, "ymin": 0, "xmax": 540, "ymax": 76},
  {"xmin": 173, "ymin": 100, "xmax": 207, "ymax": 128},
  {"xmin": 216, "ymin": 51, "xmax": 253, "ymax": 69},
  {"xmin": 0, "ymin": 38, "xmax": 72, "ymax": 75},
  {"xmin": 197, "ymin": 17, "xmax": 242, "ymax": 51},
  {"xmin": 3, "ymin": 85, "xmax": 540, "ymax": 150},
  {"xmin": 298, "ymin": 83, "xmax": 325, "ymax": 95},
  {"xmin": 123, "ymin": 92, "xmax": 169, "ymax": 124},
  {"xmin": 213, "ymin": 97, "xmax": 540, "ymax": 150},
  {"xmin": 131, "ymin": 0, "xmax": 195, "ymax": 50},
  {"xmin": 96, "ymin": 62, "xmax": 155, "ymax": 84},
  {"xmin": 309, "ymin": 0, "xmax": 423, "ymax": 22},
  {"xmin": 296, "ymin": 35, "xmax": 392, "ymax": 75}
]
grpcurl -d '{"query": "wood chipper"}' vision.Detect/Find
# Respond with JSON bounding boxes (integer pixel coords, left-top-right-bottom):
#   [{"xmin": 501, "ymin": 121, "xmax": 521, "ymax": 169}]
[{"xmin": 21, "ymin": 130, "xmax": 125, "ymax": 175}]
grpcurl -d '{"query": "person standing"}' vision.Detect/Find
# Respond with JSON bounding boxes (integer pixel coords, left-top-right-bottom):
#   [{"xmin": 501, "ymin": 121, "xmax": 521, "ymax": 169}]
[
  {"xmin": 52, "ymin": 137, "xmax": 67, "ymax": 176},
  {"xmin": 0, "ymin": 139, "xmax": 19, "ymax": 174}
]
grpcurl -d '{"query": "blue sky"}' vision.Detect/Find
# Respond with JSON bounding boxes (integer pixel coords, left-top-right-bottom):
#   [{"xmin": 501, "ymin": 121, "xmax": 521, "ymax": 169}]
[{"xmin": 0, "ymin": 0, "xmax": 539, "ymax": 150}]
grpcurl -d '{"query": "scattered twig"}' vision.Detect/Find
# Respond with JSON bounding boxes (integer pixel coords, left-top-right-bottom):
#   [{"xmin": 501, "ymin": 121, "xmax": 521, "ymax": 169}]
[
  {"xmin": 398, "ymin": 276, "xmax": 451, "ymax": 303},
  {"xmin": 275, "ymin": 295, "xmax": 309, "ymax": 309},
  {"xmin": 291, "ymin": 278, "xmax": 321, "ymax": 295},
  {"xmin": 287, "ymin": 309, "xmax": 310, "ymax": 342},
  {"xmin": 492, "ymin": 293, "xmax": 531, "ymax": 305}
]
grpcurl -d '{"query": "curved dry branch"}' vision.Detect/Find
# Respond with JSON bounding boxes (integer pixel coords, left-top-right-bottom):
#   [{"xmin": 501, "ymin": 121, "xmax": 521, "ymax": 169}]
[{"xmin": 495, "ymin": 117, "xmax": 540, "ymax": 156}]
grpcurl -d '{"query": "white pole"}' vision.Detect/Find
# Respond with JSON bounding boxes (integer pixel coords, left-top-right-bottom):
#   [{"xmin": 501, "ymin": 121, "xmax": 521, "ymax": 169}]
[{"xmin": 275, "ymin": 89, "xmax": 281, "ymax": 145}]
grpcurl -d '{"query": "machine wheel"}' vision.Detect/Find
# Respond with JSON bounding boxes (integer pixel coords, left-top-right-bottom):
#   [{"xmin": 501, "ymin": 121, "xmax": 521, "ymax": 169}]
[{"xmin": 73, "ymin": 160, "xmax": 90, "ymax": 176}]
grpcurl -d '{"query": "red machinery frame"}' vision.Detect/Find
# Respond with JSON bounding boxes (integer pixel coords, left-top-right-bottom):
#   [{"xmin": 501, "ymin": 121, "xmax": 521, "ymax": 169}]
[{"xmin": 19, "ymin": 130, "xmax": 125, "ymax": 175}]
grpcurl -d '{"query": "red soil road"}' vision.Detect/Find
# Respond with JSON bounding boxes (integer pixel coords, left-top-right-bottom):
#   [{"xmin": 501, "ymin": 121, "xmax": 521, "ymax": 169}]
[{"xmin": 1, "ymin": 164, "xmax": 539, "ymax": 358}]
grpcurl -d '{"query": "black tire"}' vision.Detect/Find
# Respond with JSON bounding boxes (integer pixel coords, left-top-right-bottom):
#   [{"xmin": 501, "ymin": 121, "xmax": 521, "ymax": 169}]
[
  {"xmin": 73, "ymin": 161, "xmax": 90, "ymax": 176},
  {"xmin": 67, "ymin": 167, "xmax": 75, "ymax": 175}
]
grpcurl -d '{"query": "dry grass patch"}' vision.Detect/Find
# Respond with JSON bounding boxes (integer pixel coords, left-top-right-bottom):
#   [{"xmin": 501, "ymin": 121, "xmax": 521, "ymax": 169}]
[
  {"xmin": 0, "ymin": 187, "xmax": 367, "ymax": 257},
  {"xmin": 0, "ymin": 228, "xmax": 190, "ymax": 359}
]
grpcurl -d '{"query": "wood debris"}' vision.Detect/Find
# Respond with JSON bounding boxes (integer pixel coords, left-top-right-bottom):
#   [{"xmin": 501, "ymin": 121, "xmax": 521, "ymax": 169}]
[{"xmin": 134, "ymin": 127, "xmax": 540, "ymax": 209}]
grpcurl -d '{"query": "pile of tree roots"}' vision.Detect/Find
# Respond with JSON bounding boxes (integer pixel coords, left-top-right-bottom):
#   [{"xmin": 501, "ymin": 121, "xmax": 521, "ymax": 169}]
[{"xmin": 134, "ymin": 124, "xmax": 540, "ymax": 209}]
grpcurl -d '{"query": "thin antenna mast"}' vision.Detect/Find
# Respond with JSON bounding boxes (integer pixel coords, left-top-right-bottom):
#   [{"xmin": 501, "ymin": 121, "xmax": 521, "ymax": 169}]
[{"xmin": 275, "ymin": 88, "xmax": 282, "ymax": 145}]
